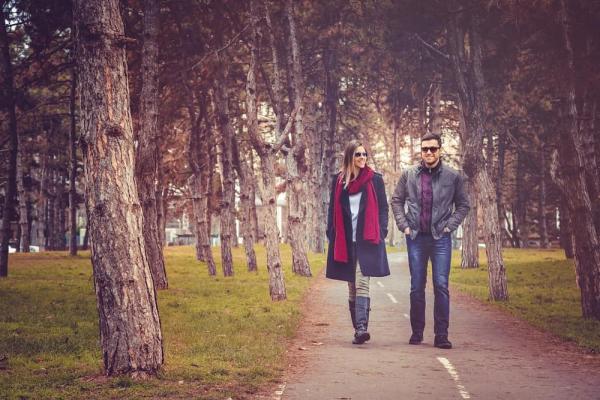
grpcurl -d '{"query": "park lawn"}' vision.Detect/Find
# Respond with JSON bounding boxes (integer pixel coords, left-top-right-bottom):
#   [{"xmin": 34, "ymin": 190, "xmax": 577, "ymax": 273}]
[
  {"xmin": 0, "ymin": 245, "xmax": 326, "ymax": 400},
  {"xmin": 450, "ymin": 248, "xmax": 600, "ymax": 352}
]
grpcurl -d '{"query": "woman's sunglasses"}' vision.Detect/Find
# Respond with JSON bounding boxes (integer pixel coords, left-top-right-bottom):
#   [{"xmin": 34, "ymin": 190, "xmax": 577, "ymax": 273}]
[{"xmin": 354, "ymin": 152, "xmax": 368, "ymax": 158}]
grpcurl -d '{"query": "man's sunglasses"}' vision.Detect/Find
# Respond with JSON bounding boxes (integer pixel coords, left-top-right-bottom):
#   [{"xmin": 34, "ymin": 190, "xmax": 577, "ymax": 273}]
[
  {"xmin": 354, "ymin": 152, "xmax": 368, "ymax": 158},
  {"xmin": 421, "ymin": 146, "xmax": 440, "ymax": 154}
]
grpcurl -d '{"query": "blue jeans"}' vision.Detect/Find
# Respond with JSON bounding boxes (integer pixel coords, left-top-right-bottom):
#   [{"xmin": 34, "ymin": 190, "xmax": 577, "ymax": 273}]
[{"xmin": 406, "ymin": 232, "xmax": 452, "ymax": 336}]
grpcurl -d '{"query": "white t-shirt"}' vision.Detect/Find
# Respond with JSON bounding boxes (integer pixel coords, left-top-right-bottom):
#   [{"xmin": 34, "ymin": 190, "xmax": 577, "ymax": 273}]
[{"xmin": 349, "ymin": 192, "xmax": 362, "ymax": 242}]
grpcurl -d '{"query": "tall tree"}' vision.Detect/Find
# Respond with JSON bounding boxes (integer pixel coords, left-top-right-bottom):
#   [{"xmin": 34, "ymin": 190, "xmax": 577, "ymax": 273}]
[
  {"xmin": 0, "ymin": 5, "xmax": 19, "ymax": 277},
  {"xmin": 74, "ymin": 0, "xmax": 163, "ymax": 376},
  {"xmin": 284, "ymin": 0, "xmax": 311, "ymax": 277},
  {"xmin": 68, "ymin": 57, "xmax": 78, "ymax": 256},
  {"xmin": 188, "ymin": 90, "xmax": 218, "ymax": 276},
  {"xmin": 245, "ymin": 0, "xmax": 298, "ymax": 300},
  {"xmin": 213, "ymin": 61, "xmax": 236, "ymax": 277},
  {"xmin": 231, "ymin": 130, "xmax": 258, "ymax": 272},
  {"xmin": 447, "ymin": 2, "xmax": 508, "ymax": 300},
  {"xmin": 135, "ymin": 0, "xmax": 168, "ymax": 289},
  {"xmin": 558, "ymin": 0, "xmax": 600, "ymax": 319}
]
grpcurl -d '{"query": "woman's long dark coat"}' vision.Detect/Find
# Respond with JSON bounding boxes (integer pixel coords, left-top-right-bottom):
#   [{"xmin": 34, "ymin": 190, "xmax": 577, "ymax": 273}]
[{"xmin": 325, "ymin": 172, "xmax": 390, "ymax": 282}]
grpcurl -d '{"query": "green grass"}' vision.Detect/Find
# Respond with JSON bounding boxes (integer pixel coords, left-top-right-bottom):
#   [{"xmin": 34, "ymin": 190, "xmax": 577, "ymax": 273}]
[
  {"xmin": 0, "ymin": 245, "xmax": 326, "ymax": 399},
  {"xmin": 451, "ymin": 248, "xmax": 600, "ymax": 352}
]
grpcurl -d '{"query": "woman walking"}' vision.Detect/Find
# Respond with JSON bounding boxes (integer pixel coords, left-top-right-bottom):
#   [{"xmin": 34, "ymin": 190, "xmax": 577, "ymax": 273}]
[{"xmin": 326, "ymin": 140, "xmax": 390, "ymax": 344}]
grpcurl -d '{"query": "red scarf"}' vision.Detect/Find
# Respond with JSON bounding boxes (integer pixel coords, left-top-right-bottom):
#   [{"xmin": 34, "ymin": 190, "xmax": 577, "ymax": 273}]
[{"xmin": 333, "ymin": 166, "xmax": 380, "ymax": 263}]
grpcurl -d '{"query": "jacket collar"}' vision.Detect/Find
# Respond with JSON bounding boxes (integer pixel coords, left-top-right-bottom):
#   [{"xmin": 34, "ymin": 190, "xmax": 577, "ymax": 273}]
[{"xmin": 417, "ymin": 158, "xmax": 443, "ymax": 175}]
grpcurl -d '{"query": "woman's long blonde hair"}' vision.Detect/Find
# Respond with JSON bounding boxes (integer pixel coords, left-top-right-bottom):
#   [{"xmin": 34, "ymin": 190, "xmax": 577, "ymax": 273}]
[{"xmin": 340, "ymin": 140, "xmax": 367, "ymax": 189}]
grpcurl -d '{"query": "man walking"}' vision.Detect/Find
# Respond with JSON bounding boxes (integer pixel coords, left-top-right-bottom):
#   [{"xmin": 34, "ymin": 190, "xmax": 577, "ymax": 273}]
[{"xmin": 391, "ymin": 133, "xmax": 470, "ymax": 349}]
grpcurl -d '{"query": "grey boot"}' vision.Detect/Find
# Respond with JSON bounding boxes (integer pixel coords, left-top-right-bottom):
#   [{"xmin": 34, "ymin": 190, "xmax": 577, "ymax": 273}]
[
  {"xmin": 349, "ymin": 300, "xmax": 357, "ymax": 330},
  {"xmin": 352, "ymin": 296, "xmax": 371, "ymax": 345}
]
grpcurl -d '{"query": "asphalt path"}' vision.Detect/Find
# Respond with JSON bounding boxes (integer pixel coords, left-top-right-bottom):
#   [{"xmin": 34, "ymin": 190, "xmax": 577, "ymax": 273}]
[{"xmin": 275, "ymin": 252, "xmax": 600, "ymax": 400}]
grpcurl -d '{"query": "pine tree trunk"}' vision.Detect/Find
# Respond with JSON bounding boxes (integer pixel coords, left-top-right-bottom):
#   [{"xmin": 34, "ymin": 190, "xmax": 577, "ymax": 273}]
[
  {"xmin": 156, "ymin": 170, "xmax": 166, "ymax": 248},
  {"xmin": 448, "ymin": 5, "xmax": 507, "ymax": 300},
  {"xmin": 247, "ymin": 0, "xmax": 287, "ymax": 299},
  {"xmin": 69, "ymin": 63, "xmax": 78, "ymax": 256},
  {"xmin": 431, "ymin": 74, "xmax": 443, "ymax": 133},
  {"xmin": 202, "ymin": 164, "xmax": 216, "ymax": 274},
  {"xmin": 17, "ymin": 150, "xmax": 30, "ymax": 253},
  {"xmin": 57, "ymin": 175, "xmax": 67, "ymax": 249},
  {"xmin": 82, "ymin": 213, "xmax": 89, "ymax": 250},
  {"xmin": 461, "ymin": 178, "xmax": 479, "ymax": 268},
  {"xmin": 514, "ymin": 149, "xmax": 528, "ymax": 248},
  {"xmin": 188, "ymin": 93, "xmax": 217, "ymax": 275},
  {"xmin": 74, "ymin": 0, "xmax": 163, "ymax": 376},
  {"xmin": 232, "ymin": 133, "xmax": 258, "ymax": 272},
  {"xmin": 560, "ymin": 202, "xmax": 575, "ymax": 259},
  {"xmin": 0, "ymin": 10, "xmax": 19, "ymax": 276},
  {"xmin": 135, "ymin": 0, "xmax": 168, "ymax": 289},
  {"xmin": 496, "ymin": 130, "xmax": 507, "ymax": 227},
  {"xmin": 582, "ymin": 98, "xmax": 600, "ymax": 235},
  {"xmin": 559, "ymin": 0, "xmax": 600, "ymax": 319},
  {"xmin": 286, "ymin": 0, "xmax": 311, "ymax": 277},
  {"xmin": 322, "ymin": 43, "xmax": 338, "ymax": 250},
  {"xmin": 539, "ymin": 145, "xmax": 550, "ymax": 248},
  {"xmin": 262, "ymin": 154, "xmax": 287, "ymax": 300},
  {"xmin": 213, "ymin": 63, "xmax": 235, "ymax": 277}
]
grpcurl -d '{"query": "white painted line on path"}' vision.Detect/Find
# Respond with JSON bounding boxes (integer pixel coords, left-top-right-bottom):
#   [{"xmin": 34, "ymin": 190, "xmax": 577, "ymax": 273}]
[
  {"xmin": 273, "ymin": 383, "xmax": 286, "ymax": 399},
  {"xmin": 377, "ymin": 281, "xmax": 384, "ymax": 288},
  {"xmin": 437, "ymin": 357, "xmax": 471, "ymax": 399},
  {"xmin": 386, "ymin": 293, "xmax": 398, "ymax": 304}
]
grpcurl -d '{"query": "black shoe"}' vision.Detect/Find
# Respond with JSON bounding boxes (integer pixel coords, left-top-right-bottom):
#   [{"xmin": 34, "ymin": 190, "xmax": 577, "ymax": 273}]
[
  {"xmin": 409, "ymin": 332, "xmax": 423, "ymax": 345},
  {"xmin": 352, "ymin": 330, "xmax": 370, "ymax": 345},
  {"xmin": 434, "ymin": 335, "xmax": 452, "ymax": 349}
]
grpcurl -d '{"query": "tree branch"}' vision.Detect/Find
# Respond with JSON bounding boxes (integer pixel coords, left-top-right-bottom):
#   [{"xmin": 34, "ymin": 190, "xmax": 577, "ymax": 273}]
[{"xmin": 413, "ymin": 33, "xmax": 450, "ymax": 62}]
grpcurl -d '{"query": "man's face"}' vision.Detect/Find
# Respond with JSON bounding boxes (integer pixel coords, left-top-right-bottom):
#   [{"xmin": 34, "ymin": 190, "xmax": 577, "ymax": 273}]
[{"xmin": 421, "ymin": 139, "xmax": 441, "ymax": 166}]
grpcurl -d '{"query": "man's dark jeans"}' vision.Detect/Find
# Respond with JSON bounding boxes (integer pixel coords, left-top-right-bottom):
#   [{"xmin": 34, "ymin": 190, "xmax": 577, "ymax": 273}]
[{"xmin": 406, "ymin": 232, "xmax": 452, "ymax": 336}]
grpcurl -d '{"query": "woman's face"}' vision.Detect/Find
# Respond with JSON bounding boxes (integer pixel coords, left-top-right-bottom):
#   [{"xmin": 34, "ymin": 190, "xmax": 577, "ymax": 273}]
[{"xmin": 353, "ymin": 145, "xmax": 367, "ymax": 170}]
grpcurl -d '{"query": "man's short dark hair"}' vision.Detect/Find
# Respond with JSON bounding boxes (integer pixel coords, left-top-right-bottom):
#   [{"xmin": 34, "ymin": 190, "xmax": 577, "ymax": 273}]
[{"xmin": 421, "ymin": 132, "xmax": 442, "ymax": 147}]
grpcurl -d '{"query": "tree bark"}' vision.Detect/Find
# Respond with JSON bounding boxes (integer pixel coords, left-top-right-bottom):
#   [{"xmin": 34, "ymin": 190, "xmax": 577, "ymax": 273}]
[
  {"xmin": 431, "ymin": 74, "xmax": 443, "ymax": 134},
  {"xmin": 538, "ymin": 144, "xmax": 550, "ymax": 248},
  {"xmin": 56, "ymin": 174, "xmax": 67, "ymax": 250},
  {"xmin": 321, "ymin": 38, "xmax": 339, "ymax": 252},
  {"xmin": 514, "ymin": 148, "xmax": 528, "ymax": 248},
  {"xmin": 188, "ymin": 92, "xmax": 217, "ymax": 275},
  {"xmin": 213, "ymin": 64, "xmax": 235, "ymax": 277},
  {"xmin": 17, "ymin": 149, "xmax": 30, "ymax": 253},
  {"xmin": 559, "ymin": 0, "xmax": 600, "ymax": 319},
  {"xmin": 156, "ymin": 168, "xmax": 166, "ymax": 248},
  {"xmin": 448, "ymin": 4, "xmax": 508, "ymax": 300},
  {"xmin": 247, "ymin": 0, "xmax": 290, "ymax": 300},
  {"xmin": 37, "ymin": 144, "xmax": 49, "ymax": 251},
  {"xmin": 74, "ymin": 0, "xmax": 163, "ymax": 376},
  {"xmin": 285, "ymin": 0, "xmax": 311, "ymax": 277},
  {"xmin": 496, "ymin": 130, "xmax": 507, "ymax": 228},
  {"xmin": 0, "ymin": 8, "xmax": 19, "ymax": 276},
  {"xmin": 135, "ymin": 0, "xmax": 168, "ymax": 289},
  {"xmin": 461, "ymin": 178, "xmax": 479, "ymax": 268},
  {"xmin": 69, "ymin": 63, "xmax": 79, "ymax": 256},
  {"xmin": 560, "ymin": 202, "xmax": 575, "ymax": 259},
  {"xmin": 232, "ymin": 130, "xmax": 258, "ymax": 272}
]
